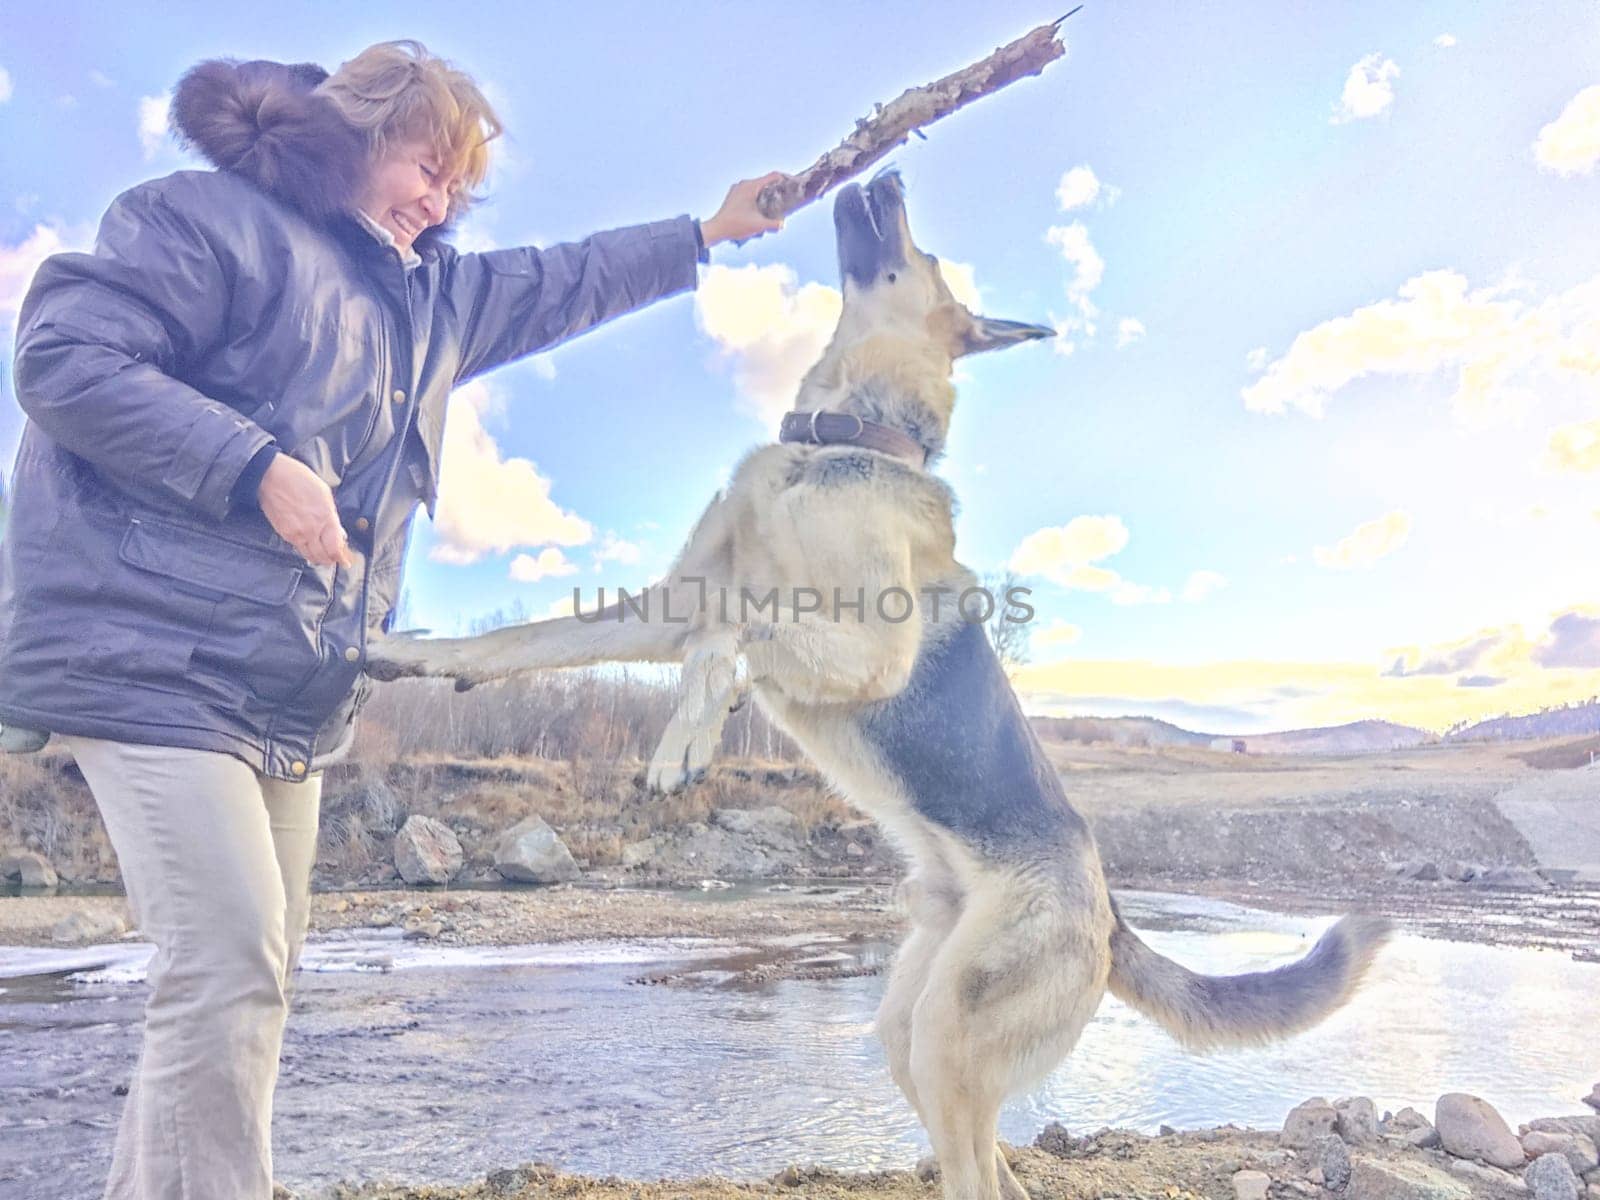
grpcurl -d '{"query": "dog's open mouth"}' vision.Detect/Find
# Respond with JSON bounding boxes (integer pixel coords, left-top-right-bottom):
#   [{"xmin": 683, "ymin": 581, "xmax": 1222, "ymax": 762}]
[{"xmin": 835, "ymin": 171, "xmax": 909, "ymax": 287}]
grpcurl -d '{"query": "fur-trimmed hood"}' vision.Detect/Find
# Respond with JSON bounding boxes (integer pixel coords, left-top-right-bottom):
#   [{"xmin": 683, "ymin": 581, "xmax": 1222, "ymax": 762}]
[{"xmin": 169, "ymin": 57, "xmax": 451, "ymax": 250}]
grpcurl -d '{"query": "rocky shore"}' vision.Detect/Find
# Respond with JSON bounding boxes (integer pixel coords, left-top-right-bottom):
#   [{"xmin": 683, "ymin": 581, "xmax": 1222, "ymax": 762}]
[{"xmin": 284, "ymin": 1088, "xmax": 1600, "ymax": 1200}]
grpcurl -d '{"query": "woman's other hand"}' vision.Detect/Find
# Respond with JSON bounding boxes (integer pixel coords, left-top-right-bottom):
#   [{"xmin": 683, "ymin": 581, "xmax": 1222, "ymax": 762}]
[
  {"xmin": 257, "ymin": 455, "xmax": 354, "ymax": 568},
  {"xmin": 699, "ymin": 172, "xmax": 789, "ymax": 246}
]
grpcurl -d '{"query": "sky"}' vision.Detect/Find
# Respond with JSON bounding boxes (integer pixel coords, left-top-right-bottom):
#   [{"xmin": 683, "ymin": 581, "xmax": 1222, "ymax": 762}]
[{"xmin": 2, "ymin": 1, "xmax": 1599, "ymax": 735}]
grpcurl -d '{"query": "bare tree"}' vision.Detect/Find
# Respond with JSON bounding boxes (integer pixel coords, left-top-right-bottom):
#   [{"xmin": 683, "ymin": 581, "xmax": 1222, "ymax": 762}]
[{"xmin": 982, "ymin": 569, "xmax": 1032, "ymax": 673}]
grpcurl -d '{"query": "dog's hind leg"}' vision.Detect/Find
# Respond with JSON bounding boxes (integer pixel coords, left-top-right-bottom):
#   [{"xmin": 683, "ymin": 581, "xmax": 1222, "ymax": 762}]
[
  {"xmin": 876, "ymin": 853, "xmax": 964, "ymax": 1125},
  {"xmin": 910, "ymin": 867, "xmax": 1112, "ymax": 1200}
]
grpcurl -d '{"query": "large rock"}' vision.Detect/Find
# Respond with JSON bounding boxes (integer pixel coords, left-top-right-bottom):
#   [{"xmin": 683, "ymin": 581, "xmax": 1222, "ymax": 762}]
[
  {"xmin": 1336, "ymin": 1096, "xmax": 1380, "ymax": 1145},
  {"xmin": 1232, "ymin": 1169, "xmax": 1270, "ymax": 1200},
  {"xmin": 1526, "ymin": 1154, "xmax": 1582, "ymax": 1200},
  {"xmin": 1586, "ymin": 1085, "xmax": 1600, "ymax": 1113},
  {"xmin": 1529, "ymin": 1117, "xmax": 1600, "ymax": 1144},
  {"xmin": 1283, "ymin": 1097, "xmax": 1339, "ymax": 1148},
  {"xmin": 393, "ymin": 815, "xmax": 463, "ymax": 885},
  {"xmin": 709, "ymin": 806, "xmax": 803, "ymax": 848},
  {"xmin": 633, "ymin": 815, "xmax": 806, "ymax": 879},
  {"xmin": 1522, "ymin": 1133, "xmax": 1600, "ymax": 1176},
  {"xmin": 1, "ymin": 851, "xmax": 58, "ymax": 889},
  {"xmin": 1475, "ymin": 866, "xmax": 1551, "ymax": 891},
  {"xmin": 1437, "ymin": 1093, "xmax": 1526, "ymax": 1169},
  {"xmin": 494, "ymin": 816, "xmax": 580, "ymax": 884},
  {"xmin": 1446, "ymin": 1159, "xmax": 1526, "ymax": 1192},
  {"xmin": 1348, "ymin": 1158, "xmax": 1471, "ymax": 1200},
  {"xmin": 1397, "ymin": 860, "xmax": 1441, "ymax": 882}
]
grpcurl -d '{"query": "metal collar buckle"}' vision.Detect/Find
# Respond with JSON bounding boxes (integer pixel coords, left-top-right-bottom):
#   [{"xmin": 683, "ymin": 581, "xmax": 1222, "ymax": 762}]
[{"xmin": 809, "ymin": 410, "xmax": 864, "ymax": 444}]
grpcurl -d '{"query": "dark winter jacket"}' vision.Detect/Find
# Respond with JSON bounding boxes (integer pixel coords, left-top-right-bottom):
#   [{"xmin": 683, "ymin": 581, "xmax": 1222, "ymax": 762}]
[{"xmin": 0, "ymin": 58, "xmax": 702, "ymax": 779}]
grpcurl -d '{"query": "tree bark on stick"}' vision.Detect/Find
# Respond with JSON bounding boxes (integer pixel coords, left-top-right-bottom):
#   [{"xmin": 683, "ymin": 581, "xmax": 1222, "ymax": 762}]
[{"xmin": 757, "ymin": 14, "xmax": 1075, "ymax": 221}]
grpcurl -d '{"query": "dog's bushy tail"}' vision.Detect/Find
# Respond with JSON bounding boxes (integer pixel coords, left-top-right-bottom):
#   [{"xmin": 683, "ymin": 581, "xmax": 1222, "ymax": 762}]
[{"xmin": 1107, "ymin": 906, "xmax": 1391, "ymax": 1052}]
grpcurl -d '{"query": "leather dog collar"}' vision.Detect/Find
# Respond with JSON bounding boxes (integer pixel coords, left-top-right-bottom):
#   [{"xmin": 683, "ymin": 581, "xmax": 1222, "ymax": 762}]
[{"xmin": 778, "ymin": 410, "xmax": 928, "ymax": 467}]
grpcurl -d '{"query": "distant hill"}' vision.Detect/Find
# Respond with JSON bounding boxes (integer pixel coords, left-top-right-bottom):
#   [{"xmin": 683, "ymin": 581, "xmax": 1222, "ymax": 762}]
[
  {"xmin": 1235, "ymin": 719, "xmax": 1432, "ymax": 755},
  {"xmin": 1445, "ymin": 698, "xmax": 1600, "ymax": 744},
  {"xmin": 1029, "ymin": 715, "xmax": 1430, "ymax": 754},
  {"xmin": 1030, "ymin": 715, "xmax": 1214, "ymax": 749}
]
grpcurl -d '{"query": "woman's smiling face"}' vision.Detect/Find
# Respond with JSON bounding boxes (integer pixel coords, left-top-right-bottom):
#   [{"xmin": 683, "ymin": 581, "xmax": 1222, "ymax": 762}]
[{"xmin": 359, "ymin": 138, "xmax": 460, "ymax": 250}]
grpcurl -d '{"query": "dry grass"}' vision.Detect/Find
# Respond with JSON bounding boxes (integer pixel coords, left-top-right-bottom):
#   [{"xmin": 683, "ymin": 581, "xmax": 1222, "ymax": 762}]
[{"xmin": 0, "ymin": 748, "xmax": 114, "ymax": 882}]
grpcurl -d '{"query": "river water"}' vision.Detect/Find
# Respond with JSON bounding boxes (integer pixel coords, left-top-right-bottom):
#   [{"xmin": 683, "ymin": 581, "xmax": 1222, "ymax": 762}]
[{"xmin": 1, "ymin": 891, "xmax": 1595, "ymax": 1198}]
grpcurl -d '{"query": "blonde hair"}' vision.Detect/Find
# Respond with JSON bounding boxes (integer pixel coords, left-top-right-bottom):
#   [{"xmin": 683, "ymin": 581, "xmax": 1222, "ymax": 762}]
[{"xmin": 319, "ymin": 40, "xmax": 502, "ymax": 220}]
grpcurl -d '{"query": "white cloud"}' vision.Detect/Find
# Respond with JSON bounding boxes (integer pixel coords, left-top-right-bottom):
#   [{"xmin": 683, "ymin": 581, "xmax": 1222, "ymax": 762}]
[
  {"xmin": 508, "ymin": 548, "xmax": 578, "ymax": 582},
  {"xmin": 1182, "ymin": 570, "xmax": 1228, "ymax": 603},
  {"xmin": 138, "ymin": 91, "xmax": 171, "ymax": 160},
  {"xmin": 1241, "ymin": 268, "xmax": 1600, "ymax": 426},
  {"xmin": 1313, "ymin": 511, "xmax": 1412, "ymax": 570},
  {"xmin": 0, "ymin": 67, "xmax": 13, "ymax": 104},
  {"xmin": 1044, "ymin": 221, "xmax": 1105, "ymax": 355},
  {"xmin": 1, "ymin": 224, "xmax": 81, "ymax": 331},
  {"xmin": 1547, "ymin": 417, "xmax": 1600, "ymax": 472},
  {"xmin": 1045, "ymin": 221, "xmax": 1104, "ymax": 303},
  {"xmin": 1034, "ymin": 620, "xmax": 1083, "ymax": 651},
  {"xmin": 1116, "ymin": 317, "xmax": 1146, "ymax": 348},
  {"xmin": 430, "ymin": 379, "xmax": 594, "ymax": 564},
  {"xmin": 1055, "ymin": 165, "xmax": 1118, "ymax": 212},
  {"xmin": 1433, "ymin": 33, "xmax": 1457, "ymax": 49},
  {"xmin": 1008, "ymin": 516, "xmax": 1172, "ymax": 606},
  {"xmin": 592, "ymin": 532, "xmax": 642, "ymax": 569},
  {"xmin": 695, "ymin": 263, "xmax": 842, "ymax": 424},
  {"xmin": 936, "ymin": 259, "xmax": 982, "ymax": 311},
  {"xmin": 1534, "ymin": 85, "xmax": 1600, "ymax": 177},
  {"xmin": 1332, "ymin": 53, "xmax": 1400, "ymax": 124},
  {"xmin": 1110, "ymin": 580, "xmax": 1173, "ymax": 606},
  {"xmin": 1245, "ymin": 346, "xmax": 1269, "ymax": 372},
  {"xmin": 89, "ymin": 70, "xmax": 115, "ymax": 89},
  {"xmin": 1012, "ymin": 515, "xmax": 1128, "ymax": 576}
]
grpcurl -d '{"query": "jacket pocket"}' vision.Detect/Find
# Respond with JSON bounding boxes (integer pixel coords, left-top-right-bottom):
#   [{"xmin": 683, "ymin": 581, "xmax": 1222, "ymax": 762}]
[
  {"xmin": 66, "ymin": 621, "xmax": 209, "ymax": 701},
  {"xmin": 120, "ymin": 518, "xmax": 303, "ymax": 604},
  {"xmin": 119, "ymin": 518, "xmax": 324, "ymax": 705}
]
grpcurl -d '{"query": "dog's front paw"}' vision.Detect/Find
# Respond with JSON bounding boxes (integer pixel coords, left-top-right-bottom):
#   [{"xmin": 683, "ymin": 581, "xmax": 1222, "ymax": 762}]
[
  {"xmin": 645, "ymin": 747, "xmax": 703, "ymax": 794},
  {"xmin": 645, "ymin": 728, "xmax": 714, "ymax": 794},
  {"xmin": 365, "ymin": 634, "xmax": 475, "ymax": 686}
]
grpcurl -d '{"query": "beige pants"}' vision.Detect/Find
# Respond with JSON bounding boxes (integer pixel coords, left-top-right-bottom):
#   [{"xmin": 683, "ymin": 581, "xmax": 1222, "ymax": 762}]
[{"xmin": 65, "ymin": 735, "xmax": 322, "ymax": 1200}]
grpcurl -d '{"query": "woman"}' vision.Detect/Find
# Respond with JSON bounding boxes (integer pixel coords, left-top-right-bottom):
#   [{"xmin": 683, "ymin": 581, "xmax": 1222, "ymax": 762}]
[{"xmin": 0, "ymin": 40, "xmax": 782, "ymax": 1197}]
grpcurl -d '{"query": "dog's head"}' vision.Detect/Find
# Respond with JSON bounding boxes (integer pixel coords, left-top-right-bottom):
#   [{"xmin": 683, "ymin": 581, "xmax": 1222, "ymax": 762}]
[{"xmin": 796, "ymin": 172, "xmax": 1053, "ymax": 457}]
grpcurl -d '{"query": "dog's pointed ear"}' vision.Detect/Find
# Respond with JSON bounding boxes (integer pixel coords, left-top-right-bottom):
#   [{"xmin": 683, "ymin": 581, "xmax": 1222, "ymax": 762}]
[{"xmin": 958, "ymin": 316, "xmax": 1056, "ymax": 357}]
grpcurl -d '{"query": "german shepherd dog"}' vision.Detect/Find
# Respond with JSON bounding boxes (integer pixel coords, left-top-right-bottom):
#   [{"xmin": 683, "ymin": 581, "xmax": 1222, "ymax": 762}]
[{"xmin": 368, "ymin": 172, "xmax": 1390, "ymax": 1200}]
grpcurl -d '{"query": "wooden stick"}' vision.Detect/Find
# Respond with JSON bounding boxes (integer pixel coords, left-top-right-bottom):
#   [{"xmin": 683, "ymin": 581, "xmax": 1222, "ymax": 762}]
[{"xmin": 757, "ymin": 11, "xmax": 1078, "ymax": 221}]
